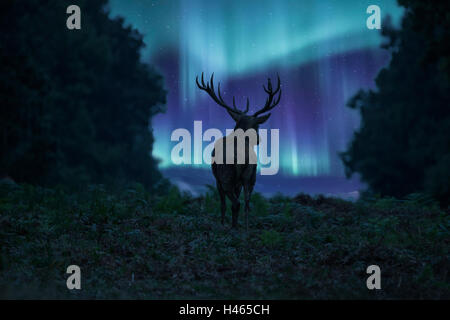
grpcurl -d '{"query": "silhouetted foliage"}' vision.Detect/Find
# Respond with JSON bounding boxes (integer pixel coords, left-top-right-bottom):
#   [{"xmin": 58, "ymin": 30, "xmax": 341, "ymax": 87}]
[
  {"xmin": 0, "ymin": 0, "xmax": 166, "ymax": 188},
  {"xmin": 342, "ymin": 0, "xmax": 450, "ymax": 205}
]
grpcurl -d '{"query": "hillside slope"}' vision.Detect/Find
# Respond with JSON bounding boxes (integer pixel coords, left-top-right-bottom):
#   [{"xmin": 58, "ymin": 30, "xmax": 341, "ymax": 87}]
[{"xmin": 0, "ymin": 183, "xmax": 448, "ymax": 299}]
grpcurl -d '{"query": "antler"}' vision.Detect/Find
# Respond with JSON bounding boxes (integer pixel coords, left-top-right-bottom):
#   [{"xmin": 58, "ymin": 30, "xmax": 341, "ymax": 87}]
[
  {"xmin": 253, "ymin": 74, "xmax": 282, "ymax": 117},
  {"xmin": 196, "ymin": 73, "xmax": 249, "ymax": 115}
]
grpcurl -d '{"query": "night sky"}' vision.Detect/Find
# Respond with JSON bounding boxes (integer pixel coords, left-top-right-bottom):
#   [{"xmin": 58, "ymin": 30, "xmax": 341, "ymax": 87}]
[{"xmin": 108, "ymin": 0, "xmax": 404, "ymax": 195}]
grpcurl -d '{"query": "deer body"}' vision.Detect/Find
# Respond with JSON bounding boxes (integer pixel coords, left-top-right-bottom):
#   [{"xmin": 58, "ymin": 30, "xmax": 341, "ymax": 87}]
[
  {"xmin": 196, "ymin": 73, "xmax": 281, "ymax": 229},
  {"xmin": 212, "ymin": 129, "xmax": 258, "ymax": 229}
]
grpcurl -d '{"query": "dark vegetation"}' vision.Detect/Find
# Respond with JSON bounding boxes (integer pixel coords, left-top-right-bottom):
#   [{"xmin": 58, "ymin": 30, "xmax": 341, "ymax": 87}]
[
  {"xmin": 0, "ymin": 0, "xmax": 449, "ymax": 300},
  {"xmin": 0, "ymin": 0, "xmax": 166, "ymax": 188},
  {"xmin": 342, "ymin": 0, "xmax": 450, "ymax": 206},
  {"xmin": 0, "ymin": 182, "xmax": 448, "ymax": 299}
]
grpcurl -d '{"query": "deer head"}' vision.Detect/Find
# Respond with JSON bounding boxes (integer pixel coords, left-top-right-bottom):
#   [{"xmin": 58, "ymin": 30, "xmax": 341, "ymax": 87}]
[{"xmin": 196, "ymin": 73, "xmax": 282, "ymax": 137}]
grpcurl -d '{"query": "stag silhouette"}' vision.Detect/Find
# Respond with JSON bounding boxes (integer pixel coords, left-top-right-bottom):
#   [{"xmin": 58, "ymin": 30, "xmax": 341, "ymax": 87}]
[{"xmin": 196, "ymin": 73, "xmax": 282, "ymax": 230}]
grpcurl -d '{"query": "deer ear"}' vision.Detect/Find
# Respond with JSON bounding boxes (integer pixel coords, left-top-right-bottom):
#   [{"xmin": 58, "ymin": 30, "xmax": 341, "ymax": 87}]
[
  {"xmin": 256, "ymin": 113, "xmax": 271, "ymax": 124},
  {"xmin": 227, "ymin": 110, "xmax": 242, "ymax": 122}
]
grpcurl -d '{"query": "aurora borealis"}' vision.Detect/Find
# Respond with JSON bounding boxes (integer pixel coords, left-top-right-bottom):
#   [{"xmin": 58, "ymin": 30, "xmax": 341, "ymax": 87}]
[{"xmin": 108, "ymin": 0, "xmax": 404, "ymax": 193}]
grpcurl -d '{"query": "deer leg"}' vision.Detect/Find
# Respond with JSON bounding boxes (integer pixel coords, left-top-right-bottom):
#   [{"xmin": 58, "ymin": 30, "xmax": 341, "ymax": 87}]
[
  {"xmin": 243, "ymin": 184, "xmax": 253, "ymax": 232},
  {"xmin": 217, "ymin": 182, "xmax": 226, "ymax": 225},
  {"xmin": 234, "ymin": 184, "xmax": 242, "ymax": 199},
  {"xmin": 225, "ymin": 191, "xmax": 240, "ymax": 229}
]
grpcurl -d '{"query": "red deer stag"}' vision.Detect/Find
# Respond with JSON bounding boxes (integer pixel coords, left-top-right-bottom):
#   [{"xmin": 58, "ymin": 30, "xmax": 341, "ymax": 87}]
[{"xmin": 196, "ymin": 73, "xmax": 281, "ymax": 230}]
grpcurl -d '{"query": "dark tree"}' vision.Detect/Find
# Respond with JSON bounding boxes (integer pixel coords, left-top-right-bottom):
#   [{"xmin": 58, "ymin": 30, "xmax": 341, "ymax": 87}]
[
  {"xmin": 341, "ymin": 1, "xmax": 450, "ymax": 205},
  {"xmin": 0, "ymin": 0, "xmax": 166, "ymax": 188}
]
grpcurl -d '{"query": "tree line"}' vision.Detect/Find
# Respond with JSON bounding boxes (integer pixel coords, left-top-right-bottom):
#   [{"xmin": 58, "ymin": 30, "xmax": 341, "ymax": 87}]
[
  {"xmin": 342, "ymin": 0, "xmax": 450, "ymax": 205},
  {"xmin": 0, "ymin": 0, "xmax": 166, "ymax": 188}
]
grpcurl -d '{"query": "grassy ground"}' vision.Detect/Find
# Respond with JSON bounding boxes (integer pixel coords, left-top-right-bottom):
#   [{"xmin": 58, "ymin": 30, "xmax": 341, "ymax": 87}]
[{"xmin": 0, "ymin": 182, "xmax": 449, "ymax": 299}]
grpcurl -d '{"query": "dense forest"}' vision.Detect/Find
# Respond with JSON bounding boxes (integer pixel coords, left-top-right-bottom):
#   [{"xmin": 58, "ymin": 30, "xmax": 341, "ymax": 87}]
[
  {"xmin": 0, "ymin": 0, "xmax": 448, "ymax": 299},
  {"xmin": 0, "ymin": 0, "xmax": 166, "ymax": 188},
  {"xmin": 342, "ymin": 0, "xmax": 450, "ymax": 206}
]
